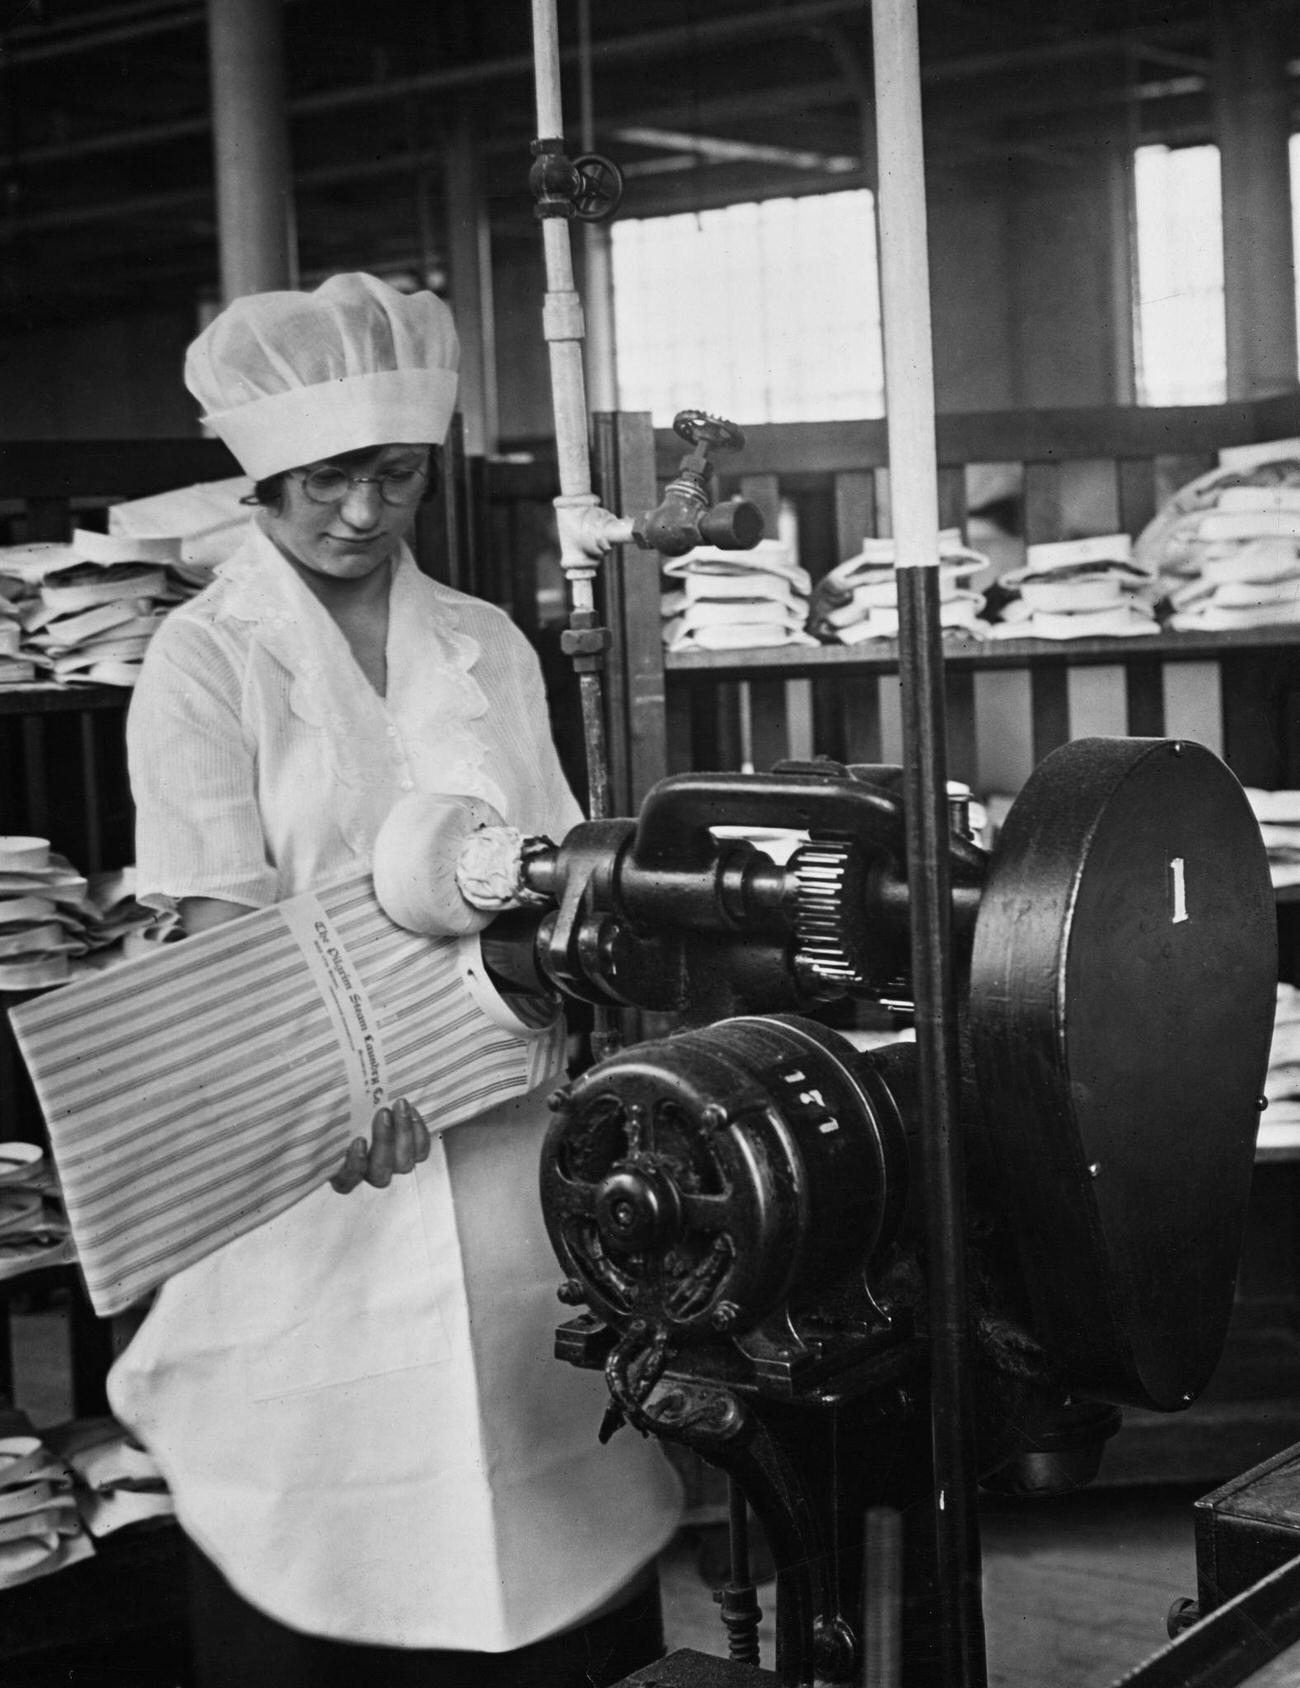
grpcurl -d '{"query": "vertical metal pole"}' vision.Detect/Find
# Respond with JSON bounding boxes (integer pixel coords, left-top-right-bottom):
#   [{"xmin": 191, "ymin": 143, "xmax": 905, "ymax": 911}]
[
  {"xmin": 205, "ymin": 0, "xmax": 297, "ymax": 302},
  {"xmin": 868, "ymin": 2, "xmax": 987, "ymax": 1684},
  {"xmin": 578, "ymin": 0, "xmax": 620, "ymax": 413},
  {"xmin": 443, "ymin": 112, "xmax": 498, "ymax": 457},
  {"xmin": 715, "ymin": 1477, "xmax": 763, "ymax": 1667},
  {"xmin": 531, "ymin": 0, "xmax": 594, "ymax": 503},
  {"xmin": 864, "ymin": 1507, "xmax": 903, "ymax": 1688},
  {"xmin": 530, "ymin": 0, "xmax": 614, "ymax": 824}
]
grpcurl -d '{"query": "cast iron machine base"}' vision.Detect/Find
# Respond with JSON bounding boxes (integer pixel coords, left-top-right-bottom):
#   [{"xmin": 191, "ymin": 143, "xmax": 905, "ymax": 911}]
[{"xmin": 488, "ymin": 739, "xmax": 1277, "ymax": 1685}]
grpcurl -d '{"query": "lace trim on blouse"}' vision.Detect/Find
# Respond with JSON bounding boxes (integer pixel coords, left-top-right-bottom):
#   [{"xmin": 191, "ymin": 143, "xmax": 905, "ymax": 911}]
[{"xmin": 215, "ymin": 530, "xmax": 506, "ymax": 833}]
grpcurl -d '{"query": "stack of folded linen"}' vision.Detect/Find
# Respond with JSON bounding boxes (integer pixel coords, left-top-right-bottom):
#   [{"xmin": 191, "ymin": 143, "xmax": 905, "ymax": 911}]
[
  {"xmin": 809, "ymin": 530, "xmax": 991, "ymax": 644},
  {"xmin": 0, "ymin": 580, "xmax": 35, "ymax": 684},
  {"xmin": 0, "ymin": 843, "xmax": 164, "ymax": 993},
  {"xmin": 1242, "ymin": 787, "xmax": 1300, "ymax": 891},
  {"xmin": 25, "ymin": 531, "xmax": 181, "ymax": 686},
  {"xmin": 74, "ymin": 867, "xmax": 180, "ymax": 967},
  {"xmin": 0, "ymin": 1418, "xmax": 93, "ymax": 1590},
  {"xmin": 107, "ymin": 474, "xmax": 252, "ymax": 571},
  {"xmin": 990, "ymin": 533, "xmax": 1159, "ymax": 639},
  {"xmin": 0, "ymin": 1143, "xmax": 74, "ymax": 1283},
  {"xmin": 0, "ymin": 838, "xmax": 89, "ymax": 991},
  {"xmin": 1260, "ymin": 982, "xmax": 1300, "ymax": 1151},
  {"xmin": 0, "ymin": 530, "xmax": 195, "ymax": 688},
  {"xmin": 1165, "ymin": 537, "xmax": 1300, "ymax": 631},
  {"xmin": 1135, "ymin": 438, "xmax": 1300, "ymax": 631},
  {"xmin": 661, "ymin": 538, "xmax": 815, "ymax": 652},
  {"xmin": 44, "ymin": 1419, "xmax": 174, "ymax": 1540}
]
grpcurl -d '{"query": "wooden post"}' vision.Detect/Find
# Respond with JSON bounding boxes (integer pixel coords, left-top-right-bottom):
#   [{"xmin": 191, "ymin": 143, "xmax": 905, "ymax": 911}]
[{"xmin": 1215, "ymin": 0, "xmax": 1298, "ymax": 401}]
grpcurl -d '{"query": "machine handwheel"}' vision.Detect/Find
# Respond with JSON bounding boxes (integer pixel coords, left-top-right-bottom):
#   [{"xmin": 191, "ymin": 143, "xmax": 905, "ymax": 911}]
[
  {"xmin": 571, "ymin": 153, "xmax": 624, "ymax": 221},
  {"xmin": 968, "ymin": 736, "xmax": 1276, "ymax": 1410},
  {"xmin": 672, "ymin": 409, "xmax": 747, "ymax": 454}
]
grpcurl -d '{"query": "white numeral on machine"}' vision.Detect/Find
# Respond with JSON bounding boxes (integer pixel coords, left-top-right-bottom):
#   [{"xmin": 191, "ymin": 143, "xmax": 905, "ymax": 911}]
[{"xmin": 1170, "ymin": 856, "xmax": 1188, "ymax": 924}]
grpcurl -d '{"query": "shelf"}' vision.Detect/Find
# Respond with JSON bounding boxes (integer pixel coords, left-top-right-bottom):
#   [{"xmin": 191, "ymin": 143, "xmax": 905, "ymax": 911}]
[
  {"xmin": 0, "ymin": 685, "xmax": 128, "ymax": 716},
  {"xmin": 666, "ymin": 625, "xmax": 1300, "ymax": 677}
]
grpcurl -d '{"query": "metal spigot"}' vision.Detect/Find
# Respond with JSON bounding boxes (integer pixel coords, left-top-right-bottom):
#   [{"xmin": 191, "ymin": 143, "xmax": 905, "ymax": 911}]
[
  {"xmin": 631, "ymin": 410, "xmax": 765, "ymax": 556},
  {"xmin": 552, "ymin": 408, "xmax": 766, "ymax": 573}
]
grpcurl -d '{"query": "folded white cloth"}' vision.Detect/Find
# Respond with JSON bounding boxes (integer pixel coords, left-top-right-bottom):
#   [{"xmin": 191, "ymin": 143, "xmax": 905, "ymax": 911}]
[
  {"xmin": 829, "ymin": 529, "xmax": 988, "ymax": 580},
  {"xmin": 27, "ymin": 600, "xmax": 162, "ymax": 654},
  {"xmin": 1133, "ymin": 445, "xmax": 1300, "ymax": 633},
  {"xmin": 662, "ymin": 536, "xmax": 812, "ymax": 650},
  {"xmin": 810, "ymin": 530, "xmax": 991, "ymax": 644},
  {"xmin": 1019, "ymin": 533, "xmax": 1139, "ymax": 574},
  {"xmin": 995, "ymin": 537, "xmax": 1156, "ymax": 639},
  {"xmin": 107, "ymin": 476, "xmax": 253, "ymax": 570},
  {"xmin": 664, "ymin": 537, "xmax": 810, "ymax": 593},
  {"xmin": 1245, "ymin": 787, "xmax": 1300, "ymax": 824},
  {"xmin": 0, "ymin": 1435, "xmax": 90, "ymax": 1590},
  {"xmin": 69, "ymin": 530, "xmax": 181, "ymax": 567},
  {"xmin": 675, "ymin": 596, "xmax": 801, "ymax": 630},
  {"xmin": 821, "ymin": 571, "xmax": 975, "ymax": 613},
  {"xmin": 1192, "ymin": 539, "xmax": 1300, "ymax": 586},
  {"xmin": 45, "ymin": 1419, "xmax": 173, "ymax": 1539},
  {"xmin": 0, "ymin": 545, "xmax": 82, "ymax": 588},
  {"xmin": 0, "ymin": 1148, "xmax": 76, "ymax": 1288},
  {"xmin": 1001, "ymin": 557, "xmax": 1153, "ymax": 590},
  {"xmin": 0, "ymin": 532, "xmax": 190, "ymax": 691},
  {"xmin": 665, "ymin": 615, "xmax": 818, "ymax": 652},
  {"xmin": 989, "ymin": 601, "xmax": 1159, "ymax": 640},
  {"xmin": 41, "ymin": 565, "xmax": 168, "ymax": 615},
  {"xmin": 1017, "ymin": 575, "xmax": 1126, "ymax": 612},
  {"xmin": 1167, "ymin": 598, "xmax": 1300, "ymax": 632},
  {"xmin": 831, "ymin": 595, "xmax": 989, "ymax": 643},
  {"xmin": 1240, "ymin": 792, "xmax": 1300, "ymax": 893}
]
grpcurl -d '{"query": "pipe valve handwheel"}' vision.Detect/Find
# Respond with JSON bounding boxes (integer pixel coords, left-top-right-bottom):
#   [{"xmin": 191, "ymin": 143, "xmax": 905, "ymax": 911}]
[{"xmin": 672, "ymin": 409, "xmax": 747, "ymax": 455}]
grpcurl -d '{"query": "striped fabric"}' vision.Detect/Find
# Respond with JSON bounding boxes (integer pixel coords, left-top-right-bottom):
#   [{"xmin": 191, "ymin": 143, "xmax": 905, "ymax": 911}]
[{"xmin": 8, "ymin": 873, "xmax": 564, "ymax": 1316}]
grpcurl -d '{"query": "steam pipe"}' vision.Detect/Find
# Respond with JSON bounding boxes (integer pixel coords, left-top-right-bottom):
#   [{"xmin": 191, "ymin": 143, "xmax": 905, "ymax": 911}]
[
  {"xmin": 578, "ymin": 0, "xmax": 620, "ymax": 415},
  {"xmin": 869, "ymin": 0, "xmax": 987, "ymax": 1683},
  {"xmin": 529, "ymin": 0, "xmax": 613, "ymax": 824}
]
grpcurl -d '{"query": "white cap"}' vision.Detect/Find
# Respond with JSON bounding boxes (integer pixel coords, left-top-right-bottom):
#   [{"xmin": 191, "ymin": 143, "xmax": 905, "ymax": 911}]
[{"xmin": 184, "ymin": 273, "xmax": 461, "ymax": 480}]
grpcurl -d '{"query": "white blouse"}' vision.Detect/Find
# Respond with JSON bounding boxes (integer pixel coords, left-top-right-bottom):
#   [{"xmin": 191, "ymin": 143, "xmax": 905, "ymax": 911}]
[
  {"xmin": 127, "ymin": 522, "xmax": 582, "ymax": 907},
  {"xmin": 111, "ymin": 525, "xmax": 682, "ymax": 1650}
]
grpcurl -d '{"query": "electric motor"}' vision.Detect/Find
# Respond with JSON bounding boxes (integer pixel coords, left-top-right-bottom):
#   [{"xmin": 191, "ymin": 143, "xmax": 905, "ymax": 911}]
[{"xmin": 540, "ymin": 1015, "xmax": 907, "ymax": 1342}]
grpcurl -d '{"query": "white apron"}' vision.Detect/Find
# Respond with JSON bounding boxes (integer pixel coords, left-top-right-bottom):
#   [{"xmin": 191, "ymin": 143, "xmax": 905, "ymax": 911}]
[
  {"xmin": 113, "ymin": 531, "xmax": 682, "ymax": 1646},
  {"xmin": 109, "ymin": 1083, "xmax": 682, "ymax": 1649}
]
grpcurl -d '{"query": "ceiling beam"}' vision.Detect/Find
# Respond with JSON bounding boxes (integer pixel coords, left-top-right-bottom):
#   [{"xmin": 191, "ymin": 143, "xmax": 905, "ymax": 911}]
[
  {"xmin": 612, "ymin": 125, "xmax": 858, "ymax": 175},
  {"xmin": 9, "ymin": 2, "xmax": 1204, "ymax": 174}
]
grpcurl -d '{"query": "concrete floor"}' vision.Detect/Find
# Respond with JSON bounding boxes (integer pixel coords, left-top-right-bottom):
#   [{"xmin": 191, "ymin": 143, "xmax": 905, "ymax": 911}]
[
  {"xmin": 659, "ymin": 1485, "xmax": 1198, "ymax": 1687},
  {"xmin": 2, "ymin": 1297, "xmax": 1211, "ymax": 1687}
]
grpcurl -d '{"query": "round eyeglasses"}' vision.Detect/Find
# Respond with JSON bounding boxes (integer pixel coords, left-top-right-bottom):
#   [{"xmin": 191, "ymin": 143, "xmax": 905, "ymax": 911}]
[{"xmin": 291, "ymin": 464, "xmax": 429, "ymax": 507}]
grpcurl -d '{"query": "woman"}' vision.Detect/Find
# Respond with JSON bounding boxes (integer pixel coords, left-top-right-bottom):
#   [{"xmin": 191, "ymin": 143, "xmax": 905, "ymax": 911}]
[{"xmin": 114, "ymin": 273, "xmax": 682, "ymax": 1686}]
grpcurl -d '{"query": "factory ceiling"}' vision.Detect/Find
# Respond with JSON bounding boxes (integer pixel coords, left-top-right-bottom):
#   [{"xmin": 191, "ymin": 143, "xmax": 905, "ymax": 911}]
[{"xmin": 0, "ymin": 0, "xmax": 1291, "ymax": 334}]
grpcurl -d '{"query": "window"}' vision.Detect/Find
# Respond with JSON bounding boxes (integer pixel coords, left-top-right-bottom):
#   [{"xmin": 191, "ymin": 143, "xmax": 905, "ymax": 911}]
[
  {"xmin": 1133, "ymin": 143, "xmax": 1225, "ymax": 405},
  {"xmin": 610, "ymin": 191, "xmax": 885, "ymax": 425}
]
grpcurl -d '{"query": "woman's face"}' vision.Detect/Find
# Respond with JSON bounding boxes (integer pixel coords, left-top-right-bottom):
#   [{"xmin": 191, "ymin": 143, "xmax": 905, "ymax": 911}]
[{"xmin": 260, "ymin": 443, "xmax": 429, "ymax": 582}]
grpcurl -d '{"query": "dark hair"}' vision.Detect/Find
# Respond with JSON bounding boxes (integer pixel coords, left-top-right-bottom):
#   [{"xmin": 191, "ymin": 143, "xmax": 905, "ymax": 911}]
[{"xmin": 240, "ymin": 444, "xmax": 443, "ymax": 510}]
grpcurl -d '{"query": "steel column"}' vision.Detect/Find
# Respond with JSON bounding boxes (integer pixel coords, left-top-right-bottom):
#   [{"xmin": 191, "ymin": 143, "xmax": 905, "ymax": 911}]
[
  {"xmin": 206, "ymin": 0, "xmax": 297, "ymax": 302},
  {"xmin": 869, "ymin": 0, "xmax": 987, "ymax": 1682}
]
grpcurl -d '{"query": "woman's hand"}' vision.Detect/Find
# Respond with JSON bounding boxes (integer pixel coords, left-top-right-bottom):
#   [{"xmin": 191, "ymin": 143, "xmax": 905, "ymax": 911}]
[{"xmin": 330, "ymin": 1098, "xmax": 432, "ymax": 1194}]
